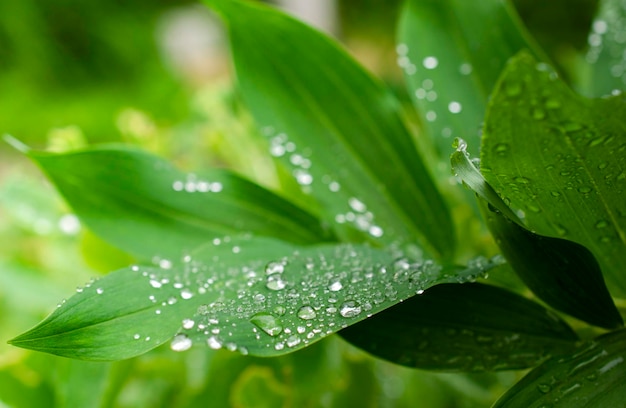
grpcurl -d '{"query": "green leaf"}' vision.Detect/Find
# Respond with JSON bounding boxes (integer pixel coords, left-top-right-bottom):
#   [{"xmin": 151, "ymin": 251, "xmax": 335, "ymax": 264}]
[
  {"xmin": 341, "ymin": 283, "xmax": 578, "ymax": 372},
  {"xmin": 452, "ymin": 138, "xmax": 622, "ymax": 329},
  {"xmin": 582, "ymin": 0, "xmax": 626, "ymax": 97},
  {"xmin": 208, "ymin": 0, "xmax": 455, "ymax": 258},
  {"xmin": 10, "ymin": 236, "xmax": 491, "ymax": 361},
  {"xmin": 21, "ymin": 144, "xmax": 333, "ymax": 259},
  {"xmin": 493, "ymin": 329, "xmax": 626, "ymax": 407},
  {"xmin": 398, "ymin": 0, "xmax": 546, "ymax": 157},
  {"xmin": 481, "ymin": 52, "xmax": 626, "ymax": 299}
]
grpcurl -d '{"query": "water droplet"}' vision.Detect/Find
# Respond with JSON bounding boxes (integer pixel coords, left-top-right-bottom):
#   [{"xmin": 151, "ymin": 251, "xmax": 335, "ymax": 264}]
[
  {"xmin": 170, "ymin": 334, "xmax": 193, "ymax": 352},
  {"xmin": 286, "ymin": 335, "xmax": 302, "ymax": 347},
  {"xmin": 578, "ymin": 186, "xmax": 592, "ymax": 194},
  {"xmin": 328, "ymin": 281, "xmax": 343, "ymax": 292},
  {"xmin": 250, "ymin": 312, "xmax": 283, "ymax": 337},
  {"xmin": 96, "ymin": 288, "xmax": 104, "ymax": 295},
  {"xmin": 493, "ymin": 143, "xmax": 510, "ymax": 156},
  {"xmin": 448, "ymin": 101, "xmax": 462, "ymax": 114},
  {"xmin": 339, "ymin": 301, "xmax": 362, "ymax": 318},
  {"xmin": 297, "ymin": 306, "xmax": 317, "ymax": 320},
  {"xmin": 266, "ymin": 275, "xmax": 287, "ymax": 291},
  {"xmin": 423, "ymin": 56, "xmax": 438, "ymax": 69},
  {"xmin": 182, "ymin": 319, "xmax": 195, "ymax": 329},
  {"xmin": 348, "ymin": 197, "xmax": 367, "ymax": 212},
  {"xmin": 149, "ymin": 279, "xmax": 162, "ymax": 288},
  {"xmin": 459, "ymin": 63, "xmax": 472, "ymax": 75},
  {"xmin": 425, "ymin": 111, "xmax": 437, "ymax": 122},
  {"xmin": 180, "ymin": 289, "xmax": 193, "ymax": 300},
  {"xmin": 133, "ymin": 334, "xmax": 141, "ymax": 340},
  {"xmin": 265, "ymin": 261, "xmax": 285, "ymax": 275},
  {"xmin": 595, "ymin": 220, "xmax": 609, "ymax": 229},
  {"xmin": 207, "ymin": 336, "xmax": 222, "ymax": 349}
]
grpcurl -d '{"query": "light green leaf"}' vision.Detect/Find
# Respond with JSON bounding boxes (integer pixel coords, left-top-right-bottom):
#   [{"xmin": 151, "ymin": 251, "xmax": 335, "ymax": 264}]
[
  {"xmin": 452, "ymin": 138, "xmax": 622, "ymax": 329},
  {"xmin": 19, "ymin": 144, "xmax": 333, "ymax": 259},
  {"xmin": 493, "ymin": 329, "xmax": 626, "ymax": 407},
  {"xmin": 582, "ymin": 0, "xmax": 626, "ymax": 97},
  {"xmin": 208, "ymin": 0, "xmax": 454, "ymax": 258},
  {"xmin": 341, "ymin": 283, "xmax": 579, "ymax": 372},
  {"xmin": 398, "ymin": 0, "xmax": 546, "ymax": 157},
  {"xmin": 481, "ymin": 52, "xmax": 626, "ymax": 299},
  {"xmin": 10, "ymin": 236, "xmax": 490, "ymax": 361}
]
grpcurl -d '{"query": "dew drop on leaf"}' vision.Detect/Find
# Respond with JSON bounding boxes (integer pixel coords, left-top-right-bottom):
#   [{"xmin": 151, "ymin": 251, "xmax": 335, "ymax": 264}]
[
  {"xmin": 296, "ymin": 306, "xmax": 317, "ymax": 320},
  {"xmin": 339, "ymin": 301, "xmax": 362, "ymax": 318},
  {"xmin": 170, "ymin": 334, "xmax": 193, "ymax": 352},
  {"xmin": 207, "ymin": 336, "xmax": 222, "ymax": 350},
  {"xmin": 250, "ymin": 312, "xmax": 283, "ymax": 337}
]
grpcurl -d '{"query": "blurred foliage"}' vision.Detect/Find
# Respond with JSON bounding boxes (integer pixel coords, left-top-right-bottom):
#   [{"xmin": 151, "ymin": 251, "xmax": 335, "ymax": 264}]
[{"xmin": 0, "ymin": 0, "xmax": 606, "ymax": 406}]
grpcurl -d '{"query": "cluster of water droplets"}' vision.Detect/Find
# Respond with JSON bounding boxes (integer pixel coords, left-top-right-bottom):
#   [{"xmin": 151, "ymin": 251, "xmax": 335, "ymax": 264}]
[
  {"xmin": 334, "ymin": 197, "xmax": 384, "ymax": 238},
  {"xmin": 263, "ymin": 127, "xmax": 314, "ymax": 189},
  {"xmin": 586, "ymin": 0, "xmax": 626, "ymax": 89},
  {"xmin": 172, "ymin": 173, "xmax": 223, "ymax": 193}
]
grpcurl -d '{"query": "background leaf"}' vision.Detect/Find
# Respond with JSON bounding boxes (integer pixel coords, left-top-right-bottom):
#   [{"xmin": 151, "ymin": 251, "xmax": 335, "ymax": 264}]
[
  {"xmin": 341, "ymin": 282, "xmax": 579, "ymax": 372},
  {"xmin": 582, "ymin": 0, "xmax": 626, "ymax": 97},
  {"xmin": 493, "ymin": 329, "xmax": 626, "ymax": 407},
  {"xmin": 398, "ymin": 0, "xmax": 546, "ymax": 157},
  {"xmin": 481, "ymin": 52, "xmax": 626, "ymax": 299},
  {"xmin": 22, "ymin": 144, "xmax": 333, "ymax": 260},
  {"xmin": 208, "ymin": 0, "xmax": 455, "ymax": 258},
  {"xmin": 10, "ymin": 236, "xmax": 492, "ymax": 361}
]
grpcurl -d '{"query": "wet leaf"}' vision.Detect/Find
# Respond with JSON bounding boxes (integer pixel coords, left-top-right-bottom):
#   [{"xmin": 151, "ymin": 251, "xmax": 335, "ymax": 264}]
[
  {"xmin": 452, "ymin": 138, "xmax": 622, "ymax": 329},
  {"xmin": 207, "ymin": 0, "xmax": 455, "ymax": 258},
  {"xmin": 582, "ymin": 0, "xmax": 626, "ymax": 97},
  {"xmin": 15, "ymin": 143, "xmax": 333, "ymax": 259},
  {"xmin": 398, "ymin": 0, "xmax": 546, "ymax": 157},
  {"xmin": 9, "ymin": 236, "xmax": 492, "ymax": 360},
  {"xmin": 341, "ymin": 283, "xmax": 579, "ymax": 372},
  {"xmin": 481, "ymin": 52, "xmax": 626, "ymax": 299},
  {"xmin": 494, "ymin": 329, "xmax": 626, "ymax": 407}
]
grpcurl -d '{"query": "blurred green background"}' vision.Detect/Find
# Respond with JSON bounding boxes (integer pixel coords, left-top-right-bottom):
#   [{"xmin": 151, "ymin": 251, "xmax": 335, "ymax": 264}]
[{"xmin": 0, "ymin": 0, "xmax": 599, "ymax": 406}]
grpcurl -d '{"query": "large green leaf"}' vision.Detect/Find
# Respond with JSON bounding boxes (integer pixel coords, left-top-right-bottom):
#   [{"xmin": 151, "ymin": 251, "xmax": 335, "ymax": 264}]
[
  {"xmin": 481, "ymin": 52, "xmax": 626, "ymax": 299},
  {"xmin": 583, "ymin": 0, "xmax": 626, "ymax": 97},
  {"xmin": 207, "ymin": 0, "xmax": 454, "ymax": 258},
  {"xmin": 341, "ymin": 283, "xmax": 578, "ymax": 372},
  {"xmin": 10, "ymin": 236, "xmax": 492, "ymax": 361},
  {"xmin": 494, "ymin": 329, "xmax": 626, "ymax": 407},
  {"xmin": 12, "ymin": 142, "xmax": 333, "ymax": 259},
  {"xmin": 452, "ymin": 140, "xmax": 622, "ymax": 329},
  {"xmin": 398, "ymin": 0, "xmax": 545, "ymax": 157}
]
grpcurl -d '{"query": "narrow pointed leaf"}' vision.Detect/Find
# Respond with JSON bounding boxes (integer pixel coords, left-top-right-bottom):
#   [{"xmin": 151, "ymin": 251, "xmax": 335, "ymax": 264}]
[
  {"xmin": 208, "ymin": 0, "xmax": 454, "ymax": 258},
  {"xmin": 22, "ymin": 144, "xmax": 333, "ymax": 259},
  {"xmin": 341, "ymin": 283, "xmax": 578, "ymax": 372},
  {"xmin": 583, "ymin": 0, "xmax": 626, "ymax": 97},
  {"xmin": 398, "ymin": 0, "xmax": 546, "ymax": 157},
  {"xmin": 10, "ymin": 236, "xmax": 491, "ymax": 361},
  {"xmin": 494, "ymin": 329, "xmax": 626, "ymax": 407},
  {"xmin": 481, "ymin": 52, "xmax": 626, "ymax": 298},
  {"xmin": 452, "ymin": 139, "xmax": 622, "ymax": 329}
]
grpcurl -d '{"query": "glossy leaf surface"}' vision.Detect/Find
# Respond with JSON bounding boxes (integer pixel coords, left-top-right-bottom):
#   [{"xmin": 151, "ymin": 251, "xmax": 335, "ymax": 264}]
[
  {"xmin": 22, "ymin": 144, "xmax": 333, "ymax": 259},
  {"xmin": 494, "ymin": 329, "xmax": 626, "ymax": 407},
  {"xmin": 481, "ymin": 52, "xmax": 626, "ymax": 299},
  {"xmin": 341, "ymin": 283, "xmax": 578, "ymax": 372},
  {"xmin": 208, "ymin": 0, "xmax": 454, "ymax": 258},
  {"xmin": 398, "ymin": 0, "xmax": 545, "ymax": 157},
  {"xmin": 10, "ymin": 236, "xmax": 492, "ymax": 361},
  {"xmin": 452, "ymin": 139, "xmax": 622, "ymax": 329}
]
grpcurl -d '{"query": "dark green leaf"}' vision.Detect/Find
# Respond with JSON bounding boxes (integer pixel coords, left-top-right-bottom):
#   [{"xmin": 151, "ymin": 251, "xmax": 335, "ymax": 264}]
[
  {"xmin": 398, "ymin": 0, "xmax": 546, "ymax": 157},
  {"xmin": 20, "ymin": 144, "xmax": 333, "ymax": 259},
  {"xmin": 341, "ymin": 283, "xmax": 578, "ymax": 372},
  {"xmin": 494, "ymin": 329, "xmax": 626, "ymax": 407},
  {"xmin": 452, "ymin": 137, "xmax": 622, "ymax": 329},
  {"xmin": 481, "ymin": 52, "xmax": 626, "ymax": 299},
  {"xmin": 208, "ymin": 0, "xmax": 454, "ymax": 258},
  {"xmin": 10, "ymin": 236, "xmax": 492, "ymax": 361}
]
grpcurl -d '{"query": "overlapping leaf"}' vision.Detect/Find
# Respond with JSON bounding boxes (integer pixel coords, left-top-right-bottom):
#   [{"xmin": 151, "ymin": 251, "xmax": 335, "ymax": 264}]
[
  {"xmin": 10, "ymin": 236, "xmax": 492, "ymax": 361},
  {"xmin": 207, "ymin": 0, "xmax": 454, "ymax": 258},
  {"xmin": 13, "ymin": 143, "xmax": 333, "ymax": 259},
  {"xmin": 341, "ymin": 283, "xmax": 578, "ymax": 372},
  {"xmin": 398, "ymin": 0, "xmax": 546, "ymax": 157},
  {"xmin": 481, "ymin": 52, "xmax": 626, "ymax": 299},
  {"xmin": 494, "ymin": 329, "xmax": 626, "ymax": 407},
  {"xmin": 452, "ymin": 139, "xmax": 622, "ymax": 329}
]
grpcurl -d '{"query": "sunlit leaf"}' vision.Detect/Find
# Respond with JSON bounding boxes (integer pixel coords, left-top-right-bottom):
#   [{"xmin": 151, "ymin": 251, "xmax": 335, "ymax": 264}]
[
  {"xmin": 207, "ymin": 0, "xmax": 455, "ymax": 258},
  {"xmin": 9, "ymin": 236, "xmax": 492, "ymax": 361},
  {"xmin": 398, "ymin": 0, "xmax": 546, "ymax": 157},
  {"xmin": 481, "ymin": 52, "xmax": 626, "ymax": 299},
  {"xmin": 16, "ymin": 143, "xmax": 333, "ymax": 260},
  {"xmin": 494, "ymin": 329, "xmax": 626, "ymax": 407},
  {"xmin": 341, "ymin": 283, "xmax": 578, "ymax": 372},
  {"xmin": 452, "ymin": 138, "xmax": 622, "ymax": 329}
]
